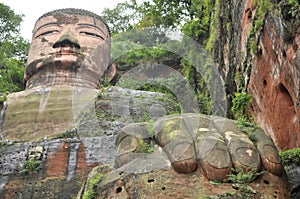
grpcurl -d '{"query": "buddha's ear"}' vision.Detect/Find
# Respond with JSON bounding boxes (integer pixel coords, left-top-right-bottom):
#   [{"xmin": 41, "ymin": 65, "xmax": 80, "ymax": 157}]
[{"xmin": 106, "ymin": 63, "xmax": 116, "ymax": 82}]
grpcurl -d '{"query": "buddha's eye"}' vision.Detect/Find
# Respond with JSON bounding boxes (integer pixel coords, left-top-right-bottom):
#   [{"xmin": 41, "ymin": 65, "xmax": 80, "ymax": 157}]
[
  {"xmin": 80, "ymin": 31, "xmax": 104, "ymax": 40},
  {"xmin": 36, "ymin": 30, "xmax": 59, "ymax": 38}
]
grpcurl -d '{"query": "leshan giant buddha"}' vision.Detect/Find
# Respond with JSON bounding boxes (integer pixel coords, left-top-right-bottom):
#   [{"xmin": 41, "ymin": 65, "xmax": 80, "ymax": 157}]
[{"xmin": 0, "ymin": 8, "xmax": 290, "ymax": 198}]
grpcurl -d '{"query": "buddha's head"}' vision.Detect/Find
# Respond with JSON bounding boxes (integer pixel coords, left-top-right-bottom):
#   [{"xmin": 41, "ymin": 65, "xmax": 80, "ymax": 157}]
[{"xmin": 24, "ymin": 8, "xmax": 115, "ymax": 89}]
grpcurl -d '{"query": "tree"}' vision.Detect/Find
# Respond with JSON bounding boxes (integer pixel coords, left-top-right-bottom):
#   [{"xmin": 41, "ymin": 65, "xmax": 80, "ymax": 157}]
[
  {"xmin": 138, "ymin": 0, "xmax": 191, "ymax": 29},
  {"xmin": 0, "ymin": 3, "xmax": 29, "ymax": 95},
  {"xmin": 102, "ymin": 0, "xmax": 221, "ymax": 115},
  {"xmin": 101, "ymin": 0, "xmax": 141, "ymax": 35},
  {"xmin": 0, "ymin": 3, "xmax": 23, "ymax": 43},
  {"xmin": 137, "ymin": 0, "xmax": 216, "ymax": 43}
]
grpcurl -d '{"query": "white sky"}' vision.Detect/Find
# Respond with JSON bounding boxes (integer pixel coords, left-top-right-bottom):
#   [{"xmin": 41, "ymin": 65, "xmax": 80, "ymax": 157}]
[{"xmin": 0, "ymin": 0, "xmax": 132, "ymax": 41}]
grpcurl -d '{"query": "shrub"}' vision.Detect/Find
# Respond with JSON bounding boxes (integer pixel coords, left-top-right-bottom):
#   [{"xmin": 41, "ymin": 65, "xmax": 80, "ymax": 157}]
[
  {"xmin": 20, "ymin": 159, "xmax": 41, "ymax": 175},
  {"xmin": 231, "ymin": 91, "xmax": 252, "ymax": 120},
  {"xmin": 279, "ymin": 148, "xmax": 300, "ymax": 166}
]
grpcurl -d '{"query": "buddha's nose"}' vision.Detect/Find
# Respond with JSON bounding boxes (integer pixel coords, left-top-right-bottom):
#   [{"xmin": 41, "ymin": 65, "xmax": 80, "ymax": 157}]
[{"xmin": 53, "ymin": 30, "xmax": 80, "ymax": 49}]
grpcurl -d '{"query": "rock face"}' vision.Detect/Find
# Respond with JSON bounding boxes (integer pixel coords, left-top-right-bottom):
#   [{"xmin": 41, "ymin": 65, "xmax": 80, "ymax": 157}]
[
  {"xmin": 247, "ymin": 8, "xmax": 300, "ymax": 150},
  {"xmin": 212, "ymin": 0, "xmax": 300, "ymax": 195},
  {"xmin": 0, "ymin": 86, "xmax": 179, "ymax": 198},
  {"xmin": 83, "ymin": 165, "xmax": 290, "ymax": 199},
  {"xmin": 2, "ymin": 86, "xmax": 80, "ymax": 141},
  {"xmin": 0, "ymin": 85, "xmax": 291, "ymax": 198},
  {"xmin": 213, "ymin": 0, "xmax": 300, "ymax": 150}
]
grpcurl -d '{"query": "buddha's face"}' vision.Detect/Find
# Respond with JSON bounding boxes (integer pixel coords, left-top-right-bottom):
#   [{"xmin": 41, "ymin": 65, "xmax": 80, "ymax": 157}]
[{"xmin": 25, "ymin": 12, "xmax": 111, "ymax": 89}]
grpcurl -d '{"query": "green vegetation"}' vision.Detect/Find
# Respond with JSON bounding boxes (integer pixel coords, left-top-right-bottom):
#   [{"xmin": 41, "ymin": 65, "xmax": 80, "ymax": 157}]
[
  {"xmin": 249, "ymin": 0, "xmax": 274, "ymax": 54},
  {"xmin": 103, "ymin": 0, "xmax": 280, "ymax": 118},
  {"xmin": 48, "ymin": 128, "xmax": 78, "ymax": 140},
  {"xmin": 205, "ymin": 0, "xmax": 220, "ymax": 52},
  {"xmin": 198, "ymin": 189, "xmax": 257, "ymax": 199},
  {"xmin": 102, "ymin": 0, "xmax": 221, "ymax": 115},
  {"xmin": 20, "ymin": 158, "xmax": 41, "ymax": 175},
  {"xmin": 286, "ymin": 0, "xmax": 299, "ymax": 17},
  {"xmin": 252, "ymin": 0, "xmax": 273, "ymax": 33},
  {"xmin": 227, "ymin": 168, "xmax": 264, "ymax": 183},
  {"xmin": 198, "ymin": 192, "xmax": 236, "ymax": 199},
  {"xmin": 136, "ymin": 138, "xmax": 155, "ymax": 153},
  {"xmin": 231, "ymin": 85, "xmax": 258, "ymax": 145},
  {"xmin": 82, "ymin": 173, "xmax": 103, "ymax": 199},
  {"xmin": 231, "ymin": 91, "xmax": 252, "ymax": 120},
  {"xmin": 236, "ymin": 117, "xmax": 259, "ymax": 144},
  {"xmin": 0, "ymin": 3, "xmax": 29, "ymax": 94},
  {"xmin": 0, "ymin": 94, "xmax": 7, "ymax": 104},
  {"xmin": 279, "ymin": 148, "xmax": 300, "ymax": 166}
]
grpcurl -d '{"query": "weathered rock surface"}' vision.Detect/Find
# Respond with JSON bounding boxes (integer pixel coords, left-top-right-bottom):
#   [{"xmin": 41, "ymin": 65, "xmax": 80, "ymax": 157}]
[
  {"xmin": 286, "ymin": 164, "xmax": 300, "ymax": 198},
  {"xmin": 247, "ymin": 6, "xmax": 300, "ymax": 150},
  {"xmin": 0, "ymin": 86, "xmax": 179, "ymax": 198},
  {"xmin": 0, "ymin": 85, "xmax": 291, "ymax": 198},
  {"xmin": 80, "ymin": 165, "xmax": 290, "ymax": 199},
  {"xmin": 212, "ymin": 1, "xmax": 300, "ymax": 196},
  {"xmin": 1, "ymin": 85, "xmax": 177, "ymax": 141},
  {"xmin": 213, "ymin": 0, "xmax": 300, "ymax": 150}
]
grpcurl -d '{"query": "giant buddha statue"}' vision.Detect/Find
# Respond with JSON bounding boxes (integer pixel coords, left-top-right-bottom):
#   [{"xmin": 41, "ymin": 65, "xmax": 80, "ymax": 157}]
[{"xmin": 0, "ymin": 8, "xmax": 290, "ymax": 198}]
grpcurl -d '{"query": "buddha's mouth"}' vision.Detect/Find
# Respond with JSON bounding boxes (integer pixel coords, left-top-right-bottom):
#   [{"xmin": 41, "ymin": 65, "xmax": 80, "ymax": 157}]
[{"xmin": 52, "ymin": 46, "xmax": 81, "ymax": 55}]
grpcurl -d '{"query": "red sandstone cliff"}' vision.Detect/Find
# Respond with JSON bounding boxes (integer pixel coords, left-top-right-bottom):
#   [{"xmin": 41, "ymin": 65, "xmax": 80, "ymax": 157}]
[{"xmin": 213, "ymin": 0, "xmax": 299, "ymax": 150}]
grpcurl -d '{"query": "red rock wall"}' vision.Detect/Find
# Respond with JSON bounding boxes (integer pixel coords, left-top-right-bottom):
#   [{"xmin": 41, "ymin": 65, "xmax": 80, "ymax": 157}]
[
  {"xmin": 246, "ymin": 7, "xmax": 300, "ymax": 150},
  {"xmin": 216, "ymin": 0, "xmax": 299, "ymax": 150},
  {"xmin": 248, "ymin": 16, "xmax": 300, "ymax": 149}
]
